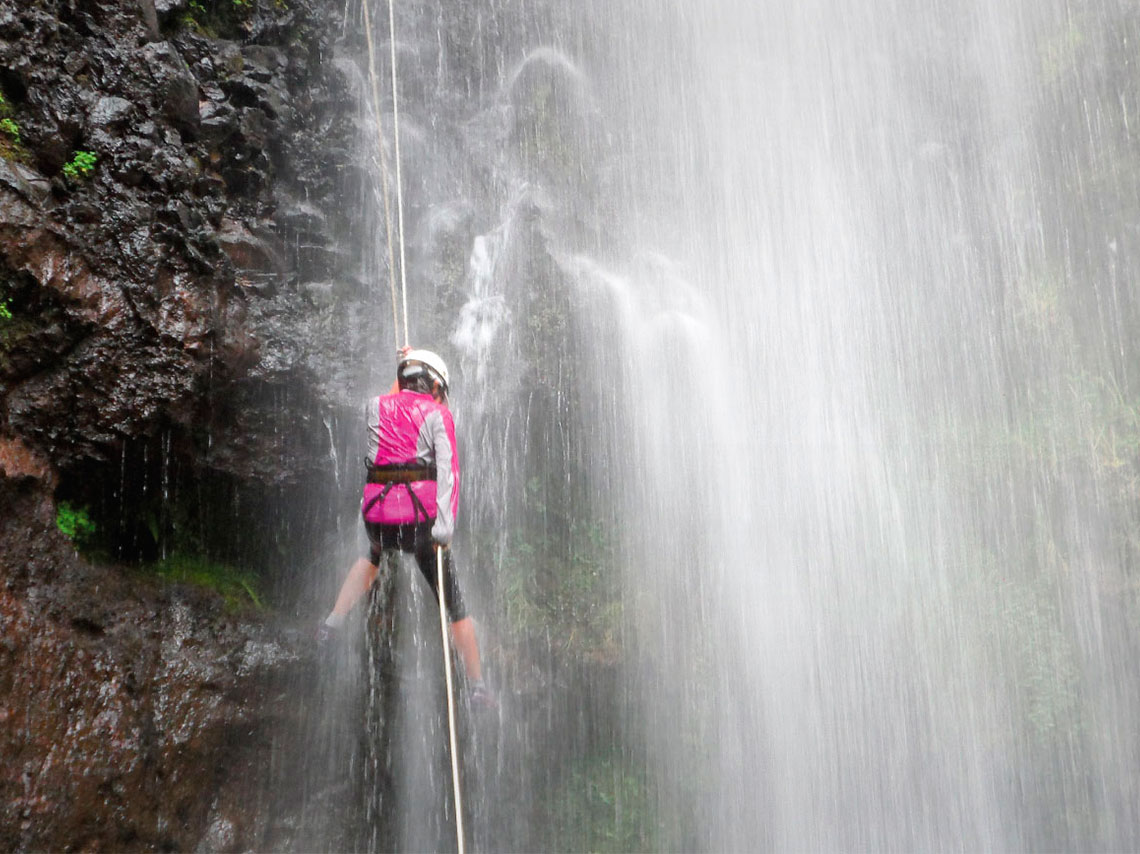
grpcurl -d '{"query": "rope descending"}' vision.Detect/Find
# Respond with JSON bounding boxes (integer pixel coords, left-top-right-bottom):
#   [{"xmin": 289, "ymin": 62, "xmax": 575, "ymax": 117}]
[
  {"xmin": 437, "ymin": 547, "xmax": 467, "ymax": 854},
  {"xmin": 360, "ymin": 0, "xmax": 409, "ymax": 349},
  {"xmin": 387, "ymin": 0, "xmax": 410, "ymax": 349}
]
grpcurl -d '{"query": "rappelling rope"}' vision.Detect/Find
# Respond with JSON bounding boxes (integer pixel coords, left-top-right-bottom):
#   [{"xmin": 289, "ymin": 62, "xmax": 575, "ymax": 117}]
[
  {"xmin": 437, "ymin": 547, "xmax": 467, "ymax": 854},
  {"xmin": 387, "ymin": 0, "xmax": 410, "ymax": 348},
  {"xmin": 360, "ymin": 0, "xmax": 410, "ymax": 349}
]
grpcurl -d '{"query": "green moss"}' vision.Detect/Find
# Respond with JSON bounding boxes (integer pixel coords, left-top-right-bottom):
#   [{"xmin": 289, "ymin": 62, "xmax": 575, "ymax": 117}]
[
  {"xmin": 180, "ymin": 1, "xmax": 211, "ymax": 34},
  {"xmin": 0, "ymin": 117, "xmax": 20, "ymax": 145},
  {"xmin": 0, "ymin": 316, "xmax": 36, "ymax": 376},
  {"xmin": 548, "ymin": 755, "xmax": 659, "ymax": 853},
  {"xmin": 56, "ymin": 501, "xmax": 98, "ymax": 546},
  {"xmin": 177, "ymin": 0, "xmax": 250, "ymax": 37},
  {"xmin": 150, "ymin": 552, "xmax": 265, "ymax": 611},
  {"xmin": 499, "ymin": 512, "xmax": 622, "ymax": 664}
]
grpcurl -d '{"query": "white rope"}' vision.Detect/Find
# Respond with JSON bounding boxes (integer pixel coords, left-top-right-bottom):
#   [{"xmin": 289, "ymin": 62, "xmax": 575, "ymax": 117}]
[
  {"xmin": 387, "ymin": 0, "xmax": 410, "ymax": 348},
  {"xmin": 359, "ymin": 0, "xmax": 402, "ymax": 347},
  {"xmin": 437, "ymin": 547, "xmax": 467, "ymax": 854}
]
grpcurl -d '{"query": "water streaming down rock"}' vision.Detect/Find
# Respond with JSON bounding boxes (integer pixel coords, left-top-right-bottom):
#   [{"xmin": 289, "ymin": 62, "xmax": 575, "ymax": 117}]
[{"xmin": 290, "ymin": 0, "xmax": 1140, "ymax": 850}]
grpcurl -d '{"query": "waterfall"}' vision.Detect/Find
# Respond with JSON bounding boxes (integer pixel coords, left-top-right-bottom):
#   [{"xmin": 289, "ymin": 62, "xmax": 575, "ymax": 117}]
[
  {"xmin": 301, "ymin": 1, "xmax": 1140, "ymax": 850},
  {"xmin": 586, "ymin": 1, "xmax": 1140, "ymax": 849}
]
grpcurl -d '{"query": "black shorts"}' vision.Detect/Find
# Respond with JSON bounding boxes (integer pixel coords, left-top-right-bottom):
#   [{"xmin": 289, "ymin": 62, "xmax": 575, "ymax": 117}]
[{"xmin": 364, "ymin": 520, "xmax": 467, "ymax": 622}]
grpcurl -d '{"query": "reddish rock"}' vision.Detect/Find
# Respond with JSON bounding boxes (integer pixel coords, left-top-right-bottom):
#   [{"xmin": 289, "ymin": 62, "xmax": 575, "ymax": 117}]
[
  {"xmin": 0, "ymin": 482, "xmax": 307, "ymax": 853},
  {"xmin": 0, "ymin": 436, "xmax": 55, "ymax": 485}
]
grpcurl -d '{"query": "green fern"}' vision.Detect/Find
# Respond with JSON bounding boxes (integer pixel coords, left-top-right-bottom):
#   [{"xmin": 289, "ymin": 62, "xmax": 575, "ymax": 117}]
[{"xmin": 62, "ymin": 150, "xmax": 98, "ymax": 181}]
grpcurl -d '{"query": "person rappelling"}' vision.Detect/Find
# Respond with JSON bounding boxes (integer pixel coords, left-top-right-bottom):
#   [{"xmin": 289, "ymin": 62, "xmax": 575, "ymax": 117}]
[
  {"xmin": 318, "ymin": 348, "xmax": 497, "ymax": 711},
  {"xmin": 322, "ymin": 3, "xmax": 485, "ymax": 851}
]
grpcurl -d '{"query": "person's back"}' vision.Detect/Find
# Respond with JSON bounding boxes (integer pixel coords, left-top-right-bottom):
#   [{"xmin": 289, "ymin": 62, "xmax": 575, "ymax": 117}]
[{"xmin": 362, "ymin": 388, "xmax": 458, "ymax": 541}]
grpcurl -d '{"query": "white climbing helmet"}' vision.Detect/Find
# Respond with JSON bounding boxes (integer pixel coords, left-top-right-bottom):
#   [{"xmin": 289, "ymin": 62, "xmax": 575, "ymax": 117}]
[{"xmin": 399, "ymin": 348, "xmax": 450, "ymax": 391}]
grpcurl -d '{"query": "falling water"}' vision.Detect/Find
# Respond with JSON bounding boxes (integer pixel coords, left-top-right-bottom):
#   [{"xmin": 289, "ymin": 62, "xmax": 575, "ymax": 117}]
[
  {"xmin": 298, "ymin": 0, "xmax": 1140, "ymax": 850},
  {"xmin": 587, "ymin": 1, "xmax": 1140, "ymax": 850}
]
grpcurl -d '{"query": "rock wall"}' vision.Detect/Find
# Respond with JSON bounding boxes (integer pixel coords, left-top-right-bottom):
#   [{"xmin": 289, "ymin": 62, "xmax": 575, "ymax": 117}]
[
  {"xmin": 0, "ymin": 474, "xmax": 306, "ymax": 851},
  {"xmin": 0, "ymin": 1, "xmax": 367, "ymax": 849},
  {"xmin": 0, "ymin": 0, "xmax": 370, "ymax": 487}
]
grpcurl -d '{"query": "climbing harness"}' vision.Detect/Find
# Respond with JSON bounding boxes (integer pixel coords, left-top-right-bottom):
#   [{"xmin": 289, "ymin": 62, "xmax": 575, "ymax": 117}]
[
  {"xmin": 360, "ymin": 0, "xmax": 410, "ymax": 349},
  {"xmin": 364, "ymin": 461, "xmax": 437, "ymax": 483},
  {"xmin": 362, "ymin": 460, "xmax": 436, "ymax": 520},
  {"xmin": 359, "ymin": 5, "xmax": 465, "ymax": 850},
  {"xmin": 437, "ymin": 546, "xmax": 467, "ymax": 854}
]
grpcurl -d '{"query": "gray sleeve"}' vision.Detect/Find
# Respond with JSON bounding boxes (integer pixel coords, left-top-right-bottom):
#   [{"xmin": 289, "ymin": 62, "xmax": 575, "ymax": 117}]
[
  {"xmin": 420, "ymin": 410, "xmax": 456, "ymax": 545},
  {"xmin": 364, "ymin": 397, "xmax": 380, "ymax": 463}
]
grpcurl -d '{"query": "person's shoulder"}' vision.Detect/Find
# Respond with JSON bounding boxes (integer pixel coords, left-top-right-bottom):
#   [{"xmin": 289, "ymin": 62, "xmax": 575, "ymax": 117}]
[
  {"xmin": 372, "ymin": 391, "xmax": 404, "ymax": 414},
  {"xmin": 419, "ymin": 397, "xmax": 454, "ymax": 425}
]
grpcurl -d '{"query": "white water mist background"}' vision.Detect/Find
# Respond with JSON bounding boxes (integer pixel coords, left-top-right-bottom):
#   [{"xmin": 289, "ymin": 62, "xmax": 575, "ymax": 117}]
[
  {"xmin": 588, "ymin": 0, "xmax": 1140, "ymax": 850},
  {"xmin": 522, "ymin": 0, "xmax": 1140, "ymax": 850},
  {"xmin": 299, "ymin": 0, "xmax": 1140, "ymax": 850}
]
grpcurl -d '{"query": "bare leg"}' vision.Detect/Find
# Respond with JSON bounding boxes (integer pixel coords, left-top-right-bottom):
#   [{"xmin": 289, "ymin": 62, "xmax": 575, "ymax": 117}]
[
  {"xmin": 449, "ymin": 616, "xmax": 482, "ymax": 683},
  {"xmin": 329, "ymin": 557, "xmax": 379, "ymax": 619}
]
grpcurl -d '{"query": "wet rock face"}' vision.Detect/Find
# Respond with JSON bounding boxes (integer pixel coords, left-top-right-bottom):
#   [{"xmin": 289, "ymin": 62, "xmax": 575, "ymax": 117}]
[
  {"xmin": 0, "ymin": 0, "xmax": 366, "ymax": 487},
  {"xmin": 0, "ymin": 480, "xmax": 305, "ymax": 853},
  {"xmin": 0, "ymin": 1, "xmax": 366, "ymax": 848}
]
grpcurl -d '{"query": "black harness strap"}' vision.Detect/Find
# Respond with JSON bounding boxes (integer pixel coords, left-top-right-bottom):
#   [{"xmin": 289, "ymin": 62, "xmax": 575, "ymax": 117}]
[
  {"xmin": 406, "ymin": 484, "xmax": 431, "ymax": 523},
  {"xmin": 362, "ymin": 482, "xmax": 395, "ymax": 517}
]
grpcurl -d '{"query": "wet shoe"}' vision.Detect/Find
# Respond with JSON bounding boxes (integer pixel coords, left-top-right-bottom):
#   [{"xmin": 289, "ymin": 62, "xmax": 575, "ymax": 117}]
[
  {"xmin": 470, "ymin": 681, "xmax": 498, "ymax": 711},
  {"xmin": 315, "ymin": 622, "xmax": 339, "ymax": 648}
]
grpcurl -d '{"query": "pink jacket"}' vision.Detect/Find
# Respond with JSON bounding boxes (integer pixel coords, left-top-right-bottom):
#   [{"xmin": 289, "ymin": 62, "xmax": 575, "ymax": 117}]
[{"xmin": 360, "ymin": 390, "xmax": 460, "ymax": 544}]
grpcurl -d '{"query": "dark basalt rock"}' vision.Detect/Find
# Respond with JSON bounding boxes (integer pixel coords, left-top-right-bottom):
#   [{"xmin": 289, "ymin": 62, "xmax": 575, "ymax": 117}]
[
  {"xmin": 0, "ymin": 0, "xmax": 369, "ymax": 486},
  {"xmin": 87, "ymin": 95, "xmax": 135, "ymax": 132},
  {"xmin": 0, "ymin": 0, "xmax": 373, "ymax": 848},
  {"xmin": 0, "ymin": 160, "xmax": 50, "ymax": 208},
  {"xmin": 154, "ymin": 0, "xmax": 189, "ymax": 18},
  {"xmin": 137, "ymin": 41, "xmax": 201, "ymax": 134}
]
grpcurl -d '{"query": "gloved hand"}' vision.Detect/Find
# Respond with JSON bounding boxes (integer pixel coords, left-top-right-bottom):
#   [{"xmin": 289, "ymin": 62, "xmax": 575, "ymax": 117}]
[{"xmin": 431, "ymin": 520, "xmax": 451, "ymax": 548}]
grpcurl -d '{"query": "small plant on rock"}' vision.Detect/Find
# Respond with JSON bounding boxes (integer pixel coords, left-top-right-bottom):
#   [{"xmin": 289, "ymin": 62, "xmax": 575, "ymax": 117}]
[
  {"xmin": 0, "ymin": 117, "xmax": 19, "ymax": 145},
  {"xmin": 0, "ymin": 299, "xmax": 11, "ymax": 321},
  {"xmin": 0, "ymin": 91, "xmax": 29, "ymax": 163},
  {"xmin": 180, "ymin": 1, "xmax": 208, "ymax": 33},
  {"xmin": 56, "ymin": 501, "xmax": 98, "ymax": 547},
  {"xmin": 62, "ymin": 150, "xmax": 98, "ymax": 181}
]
